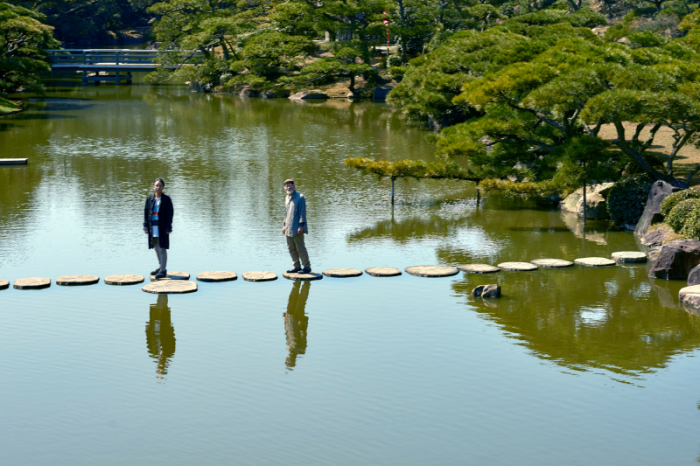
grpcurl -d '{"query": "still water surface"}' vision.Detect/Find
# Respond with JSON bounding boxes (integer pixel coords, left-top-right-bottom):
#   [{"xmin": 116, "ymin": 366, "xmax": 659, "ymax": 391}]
[{"xmin": 1, "ymin": 76, "xmax": 700, "ymax": 465}]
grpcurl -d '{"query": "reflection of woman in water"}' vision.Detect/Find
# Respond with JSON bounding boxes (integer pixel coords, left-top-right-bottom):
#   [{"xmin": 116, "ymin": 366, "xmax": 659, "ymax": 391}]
[
  {"xmin": 284, "ymin": 281, "xmax": 310, "ymax": 368},
  {"xmin": 146, "ymin": 294, "xmax": 176, "ymax": 377}
]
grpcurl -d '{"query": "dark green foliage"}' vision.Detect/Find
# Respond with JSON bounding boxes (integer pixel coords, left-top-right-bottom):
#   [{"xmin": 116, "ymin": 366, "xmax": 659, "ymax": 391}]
[
  {"xmin": 668, "ymin": 199, "xmax": 700, "ymax": 233},
  {"xmin": 660, "ymin": 189, "xmax": 700, "ymax": 216},
  {"xmin": 607, "ymin": 174, "xmax": 653, "ymax": 226},
  {"xmin": 680, "ymin": 202, "xmax": 700, "ymax": 239}
]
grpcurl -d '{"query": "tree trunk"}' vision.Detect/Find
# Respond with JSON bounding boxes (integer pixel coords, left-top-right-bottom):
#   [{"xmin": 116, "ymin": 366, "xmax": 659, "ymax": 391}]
[
  {"xmin": 582, "ymin": 182, "xmax": 587, "ymax": 226},
  {"xmin": 391, "ymin": 178, "xmax": 395, "ymax": 204}
]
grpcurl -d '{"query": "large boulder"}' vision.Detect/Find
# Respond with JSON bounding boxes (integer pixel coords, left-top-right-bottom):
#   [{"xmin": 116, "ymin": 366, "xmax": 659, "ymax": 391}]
[
  {"xmin": 635, "ymin": 180, "xmax": 687, "ymax": 237},
  {"xmin": 471, "ymin": 284, "xmax": 501, "ymax": 298},
  {"xmin": 289, "ymin": 90, "xmax": 328, "ymax": 100},
  {"xmin": 373, "ymin": 85, "xmax": 393, "ymax": 101},
  {"xmin": 648, "ymin": 239, "xmax": 700, "ymax": 280},
  {"xmin": 559, "ymin": 182, "xmax": 614, "ymax": 219},
  {"xmin": 640, "ymin": 228, "xmax": 669, "ymax": 247},
  {"xmin": 689, "ymin": 265, "xmax": 700, "ymax": 286}
]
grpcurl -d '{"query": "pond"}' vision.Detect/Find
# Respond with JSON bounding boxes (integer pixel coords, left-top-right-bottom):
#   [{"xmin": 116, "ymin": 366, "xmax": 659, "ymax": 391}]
[{"xmin": 1, "ymin": 74, "xmax": 699, "ymax": 465}]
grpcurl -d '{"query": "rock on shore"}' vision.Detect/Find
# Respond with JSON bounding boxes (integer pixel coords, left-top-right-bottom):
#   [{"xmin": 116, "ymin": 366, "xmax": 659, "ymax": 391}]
[
  {"xmin": 559, "ymin": 183, "xmax": 614, "ymax": 219},
  {"xmin": 648, "ymin": 239, "xmax": 700, "ymax": 280}
]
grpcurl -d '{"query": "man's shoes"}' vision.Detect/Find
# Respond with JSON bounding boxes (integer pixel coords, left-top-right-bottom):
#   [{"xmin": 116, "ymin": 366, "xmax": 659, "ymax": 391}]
[
  {"xmin": 151, "ymin": 268, "xmax": 160, "ymax": 275},
  {"xmin": 287, "ymin": 267, "xmax": 302, "ymax": 274},
  {"xmin": 154, "ymin": 270, "xmax": 167, "ymax": 279},
  {"xmin": 301, "ymin": 267, "xmax": 311, "ymax": 274}
]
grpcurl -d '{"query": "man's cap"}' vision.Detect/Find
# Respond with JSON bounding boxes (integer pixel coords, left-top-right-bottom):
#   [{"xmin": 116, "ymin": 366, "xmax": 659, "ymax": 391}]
[{"xmin": 284, "ymin": 179, "xmax": 295, "ymax": 184}]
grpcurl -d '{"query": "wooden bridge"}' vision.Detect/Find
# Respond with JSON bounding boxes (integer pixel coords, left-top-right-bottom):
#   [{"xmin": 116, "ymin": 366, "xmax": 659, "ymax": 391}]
[{"xmin": 47, "ymin": 49, "xmax": 203, "ymax": 85}]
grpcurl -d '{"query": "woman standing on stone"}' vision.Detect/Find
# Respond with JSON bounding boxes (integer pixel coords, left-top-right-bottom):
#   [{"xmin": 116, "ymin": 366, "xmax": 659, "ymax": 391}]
[{"xmin": 143, "ymin": 178, "xmax": 173, "ymax": 280}]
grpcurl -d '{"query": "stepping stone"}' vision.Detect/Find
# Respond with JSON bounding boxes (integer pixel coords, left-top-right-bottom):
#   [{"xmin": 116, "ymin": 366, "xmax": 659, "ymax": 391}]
[
  {"xmin": 282, "ymin": 271, "xmax": 323, "ymax": 281},
  {"xmin": 242, "ymin": 271, "xmax": 278, "ymax": 282},
  {"xmin": 142, "ymin": 280, "xmax": 198, "ymax": 294},
  {"xmin": 680, "ymin": 285, "xmax": 700, "ymax": 313},
  {"xmin": 611, "ymin": 251, "xmax": 647, "ymax": 264},
  {"xmin": 530, "ymin": 259, "xmax": 573, "ymax": 268},
  {"xmin": 0, "ymin": 279, "xmax": 8, "ymax": 290},
  {"xmin": 405, "ymin": 266, "xmax": 459, "ymax": 277},
  {"xmin": 574, "ymin": 257, "xmax": 615, "ymax": 267},
  {"xmin": 14, "ymin": 277, "xmax": 51, "ymax": 290},
  {"xmin": 498, "ymin": 262, "xmax": 538, "ymax": 271},
  {"xmin": 457, "ymin": 264, "xmax": 500, "ymax": 274},
  {"xmin": 150, "ymin": 271, "xmax": 190, "ymax": 280},
  {"xmin": 56, "ymin": 275, "xmax": 99, "ymax": 286},
  {"xmin": 365, "ymin": 267, "xmax": 402, "ymax": 277},
  {"xmin": 104, "ymin": 274, "xmax": 145, "ymax": 286},
  {"xmin": 322, "ymin": 268, "xmax": 363, "ymax": 278},
  {"xmin": 196, "ymin": 271, "xmax": 237, "ymax": 282}
]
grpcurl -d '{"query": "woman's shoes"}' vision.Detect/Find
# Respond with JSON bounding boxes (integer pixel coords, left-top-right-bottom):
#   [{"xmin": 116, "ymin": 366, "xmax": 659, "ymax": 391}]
[{"xmin": 286, "ymin": 267, "xmax": 301, "ymax": 273}]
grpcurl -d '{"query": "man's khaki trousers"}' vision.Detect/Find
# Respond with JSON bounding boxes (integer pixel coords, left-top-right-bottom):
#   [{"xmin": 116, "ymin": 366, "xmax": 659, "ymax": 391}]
[{"xmin": 286, "ymin": 234, "xmax": 310, "ymax": 269}]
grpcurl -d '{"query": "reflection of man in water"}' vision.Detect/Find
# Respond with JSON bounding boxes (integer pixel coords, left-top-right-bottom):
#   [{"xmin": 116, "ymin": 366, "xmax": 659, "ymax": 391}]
[
  {"xmin": 146, "ymin": 294, "xmax": 176, "ymax": 377},
  {"xmin": 284, "ymin": 281, "xmax": 310, "ymax": 368}
]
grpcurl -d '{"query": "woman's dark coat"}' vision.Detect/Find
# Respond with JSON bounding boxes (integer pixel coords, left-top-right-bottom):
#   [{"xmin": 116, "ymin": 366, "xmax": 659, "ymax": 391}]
[{"xmin": 144, "ymin": 193, "xmax": 173, "ymax": 249}]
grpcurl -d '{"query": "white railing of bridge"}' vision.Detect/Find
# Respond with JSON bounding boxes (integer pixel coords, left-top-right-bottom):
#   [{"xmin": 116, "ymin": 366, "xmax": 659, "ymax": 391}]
[{"xmin": 47, "ymin": 49, "xmax": 204, "ymax": 65}]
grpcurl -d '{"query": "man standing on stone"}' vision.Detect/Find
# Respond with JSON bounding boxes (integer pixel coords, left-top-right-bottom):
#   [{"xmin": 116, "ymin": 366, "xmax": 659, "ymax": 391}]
[
  {"xmin": 282, "ymin": 179, "xmax": 311, "ymax": 273},
  {"xmin": 144, "ymin": 178, "xmax": 174, "ymax": 280}
]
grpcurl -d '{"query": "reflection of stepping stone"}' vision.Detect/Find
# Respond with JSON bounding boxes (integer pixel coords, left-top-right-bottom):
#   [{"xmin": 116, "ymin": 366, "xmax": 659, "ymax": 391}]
[
  {"xmin": 0, "ymin": 279, "xmax": 8, "ymax": 290},
  {"xmin": 196, "ymin": 271, "xmax": 237, "ymax": 282},
  {"xmin": 14, "ymin": 277, "xmax": 51, "ymax": 290},
  {"xmin": 405, "ymin": 266, "xmax": 459, "ymax": 277},
  {"xmin": 574, "ymin": 257, "xmax": 615, "ymax": 267},
  {"xmin": 150, "ymin": 271, "xmax": 190, "ymax": 280},
  {"xmin": 498, "ymin": 262, "xmax": 538, "ymax": 271},
  {"xmin": 142, "ymin": 280, "xmax": 198, "ymax": 294},
  {"xmin": 283, "ymin": 271, "xmax": 323, "ymax": 281},
  {"xmin": 322, "ymin": 268, "xmax": 363, "ymax": 278},
  {"xmin": 611, "ymin": 251, "xmax": 647, "ymax": 264},
  {"xmin": 530, "ymin": 259, "xmax": 573, "ymax": 268},
  {"xmin": 365, "ymin": 267, "xmax": 402, "ymax": 277},
  {"xmin": 457, "ymin": 264, "xmax": 500, "ymax": 274},
  {"xmin": 242, "ymin": 271, "xmax": 278, "ymax": 282},
  {"xmin": 105, "ymin": 274, "xmax": 145, "ymax": 286},
  {"xmin": 57, "ymin": 275, "xmax": 100, "ymax": 286}
]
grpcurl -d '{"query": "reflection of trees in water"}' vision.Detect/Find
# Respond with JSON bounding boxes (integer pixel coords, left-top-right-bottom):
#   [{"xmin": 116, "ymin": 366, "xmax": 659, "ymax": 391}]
[
  {"xmin": 146, "ymin": 294, "xmax": 176, "ymax": 378},
  {"xmin": 453, "ymin": 268, "xmax": 700, "ymax": 379},
  {"xmin": 284, "ymin": 281, "xmax": 310, "ymax": 369}
]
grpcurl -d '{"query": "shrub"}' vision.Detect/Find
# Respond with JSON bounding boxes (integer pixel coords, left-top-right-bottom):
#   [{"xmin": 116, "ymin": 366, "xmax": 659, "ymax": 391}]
[
  {"xmin": 667, "ymin": 199, "xmax": 700, "ymax": 232},
  {"xmin": 607, "ymin": 174, "xmax": 653, "ymax": 226},
  {"xmin": 680, "ymin": 202, "xmax": 700, "ymax": 239},
  {"xmin": 660, "ymin": 189, "xmax": 700, "ymax": 216},
  {"xmin": 389, "ymin": 66, "xmax": 407, "ymax": 81}
]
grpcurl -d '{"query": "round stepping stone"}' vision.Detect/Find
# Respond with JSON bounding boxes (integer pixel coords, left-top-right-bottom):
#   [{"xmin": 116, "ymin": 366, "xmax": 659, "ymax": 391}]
[
  {"xmin": 56, "ymin": 275, "xmax": 99, "ymax": 286},
  {"xmin": 142, "ymin": 280, "xmax": 197, "ymax": 294},
  {"xmin": 150, "ymin": 271, "xmax": 190, "ymax": 280},
  {"xmin": 405, "ymin": 266, "xmax": 459, "ymax": 277},
  {"xmin": 104, "ymin": 274, "xmax": 145, "ymax": 286},
  {"xmin": 457, "ymin": 264, "xmax": 500, "ymax": 274},
  {"xmin": 0, "ymin": 279, "xmax": 8, "ymax": 290},
  {"xmin": 14, "ymin": 277, "xmax": 51, "ymax": 290},
  {"xmin": 322, "ymin": 268, "xmax": 363, "ymax": 278},
  {"xmin": 196, "ymin": 271, "xmax": 237, "ymax": 282},
  {"xmin": 611, "ymin": 251, "xmax": 647, "ymax": 264},
  {"xmin": 498, "ymin": 262, "xmax": 538, "ymax": 271},
  {"xmin": 365, "ymin": 267, "xmax": 402, "ymax": 277},
  {"xmin": 282, "ymin": 271, "xmax": 323, "ymax": 281},
  {"xmin": 530, "ymin": 259, "xmax": 573, "ymax": 268},
  {"xmin": 574, "ymin": 257, "xmax": 616, "ymax": 267},
  {"xmin": 242, "ymin": 271, "xmax": 278, "ymax": 282}
]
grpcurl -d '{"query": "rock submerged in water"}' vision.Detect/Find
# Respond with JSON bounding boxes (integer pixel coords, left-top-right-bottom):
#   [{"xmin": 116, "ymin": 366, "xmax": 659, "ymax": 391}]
[
  {"xmin": 648, "ymin": 239, "xmax": 700, "ymax": 280},
  {"xmin": 472, "ymin": 284, "xmax": 501, "ymax": 298},
  {"xmin": 559, "ymin": 183, "xmax": 614, "ymax": 219}
]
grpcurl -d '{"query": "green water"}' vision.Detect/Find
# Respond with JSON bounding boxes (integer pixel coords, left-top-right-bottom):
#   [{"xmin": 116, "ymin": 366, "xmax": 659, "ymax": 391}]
[{"xmin": 1, "ymin": 75, "xmax": 699, "ymax": 465}]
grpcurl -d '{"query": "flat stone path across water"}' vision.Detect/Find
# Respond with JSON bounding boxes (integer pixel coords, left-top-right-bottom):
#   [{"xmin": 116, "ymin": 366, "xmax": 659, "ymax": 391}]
[
  {"xmin": 56, "ymin": 275, "xmax": 99, "ymax": 286},
  {"xmin": 142, "ymin": 280, "xmax": 198, "ymax": 294},
  {"xmin": 680, "ymin": 285, "xmax": 700, "ymax": 313},
  {"xmin": 574, "ymin": 257, "xmax": 616, "ymax": 267},
  {"xmin": 530, "ymin": 259, "xmax": 573, "ymax": 268},
  {"xmin": 365, "ymin": 267, "xmax": 402, "ymax": 277},
  {"xmin": 405, "ymin": 266, "xmax": 459, "ymax": 277},
  {"xmin": 150, "ymin": 271, "xmax": 190, "ymax": 280},
  {"xmin": 457, "ymin": 264, "xmax": 500, "ymax": 274},
  {"xmin": 105, "ymin": 274, "xmax": 145, "ymax": 286},
  {"xmin": 498, "ymin": 262, "xmax": 538, "ymax": 271},
  {"xmin": 14, "ymin": 277, "xmax": 51, "ymax": 290},
  {"xmin": 0, "ymin": 279, "xmax": 9, "ymax": 290},
  {"xmin": 196, "ymin": 271, "xmax": 237, "ymax": 282},
  {"xmin": 611, "ymin": 252, "xmax": 647, "ymax": 263},
  {"xmin": 242, "ymin": 271, "xmax": 278, "ymax": 282},
  {"xmin": 322, "ymin": 268, "xmax": 363, "ymax": 278},
  {"xmin": 283, "ymin": 271, "xmax": 323, "ymax": 281}
]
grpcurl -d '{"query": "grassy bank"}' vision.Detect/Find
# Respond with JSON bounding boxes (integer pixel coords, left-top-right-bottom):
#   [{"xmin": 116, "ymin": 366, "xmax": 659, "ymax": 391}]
[{"xmin": 0, "ymin": 97, "xmax": 22, "ymax": 116}]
